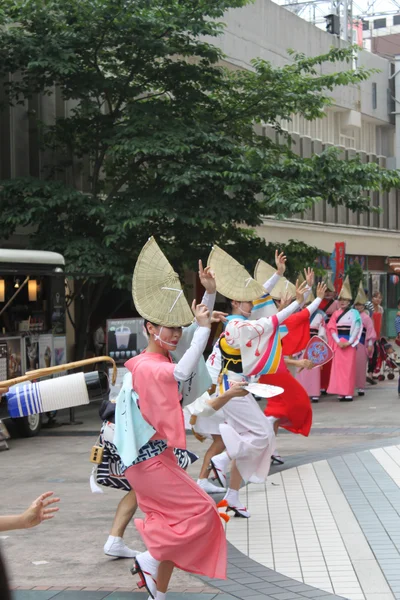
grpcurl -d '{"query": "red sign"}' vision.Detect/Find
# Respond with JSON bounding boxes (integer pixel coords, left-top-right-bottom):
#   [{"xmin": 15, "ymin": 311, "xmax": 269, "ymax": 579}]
[{"xmin": 334, "ymin": 242, "xmax": 346, "ymax": 295}]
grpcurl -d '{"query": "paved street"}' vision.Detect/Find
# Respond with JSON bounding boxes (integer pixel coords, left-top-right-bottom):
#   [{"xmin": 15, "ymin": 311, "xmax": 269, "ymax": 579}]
[{"xmin": 2, "ymin": 379, "xmax": 400, "ymax": 600}]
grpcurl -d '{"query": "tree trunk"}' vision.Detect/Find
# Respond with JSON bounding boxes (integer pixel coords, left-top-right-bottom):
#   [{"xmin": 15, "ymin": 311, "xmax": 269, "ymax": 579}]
[{"xmin": 73, "ymin": 278, "xmax": 110, "ymax": 361}]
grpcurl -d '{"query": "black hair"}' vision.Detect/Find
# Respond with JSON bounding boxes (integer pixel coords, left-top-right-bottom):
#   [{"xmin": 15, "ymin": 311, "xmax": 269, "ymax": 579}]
[
  {"xmin": 144, "ymin": 319, "xmax": 157, "ymax": 334},
  {"xmin": 0, "ymin": 551, "xmax": 12, "ymax": 600},
  {"xmin": 397, "ymin": 298, "xmax": 400, "ymax": 306}
]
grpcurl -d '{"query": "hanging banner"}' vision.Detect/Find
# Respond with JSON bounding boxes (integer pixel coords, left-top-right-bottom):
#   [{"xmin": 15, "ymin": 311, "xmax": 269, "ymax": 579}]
[{"xmin": 333, "ymin": 242, "xmax": 346, "ymax": 295}]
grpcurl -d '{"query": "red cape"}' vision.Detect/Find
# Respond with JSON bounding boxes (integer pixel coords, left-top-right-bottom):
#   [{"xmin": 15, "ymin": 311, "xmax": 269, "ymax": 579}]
[{"xmin": 281, "ymin": 308, "xmax": 310, "ymax": 356}]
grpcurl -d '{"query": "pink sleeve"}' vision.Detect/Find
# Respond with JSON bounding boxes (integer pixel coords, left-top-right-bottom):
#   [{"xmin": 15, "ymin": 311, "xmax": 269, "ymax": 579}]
[
  {"xmin": 365, "ymin": 314, "xmax": 377, "ymax": 344},
  {"xmin": 326, "ymin": 311, "xmax": 339, "ymax": 347}
]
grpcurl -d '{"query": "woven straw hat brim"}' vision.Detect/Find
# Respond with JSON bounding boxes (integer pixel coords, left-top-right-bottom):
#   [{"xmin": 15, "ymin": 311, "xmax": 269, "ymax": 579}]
[
  {"xmin": 207, "ymin": 246, "xmax": 265, "ymax": 302},
  {"xmin": 132, "ymin": 237, "xmax": 193, "ymax": 327},
  {"xmin": 254, "ymin": 259, "xmax": 276, "ymax": 286},
  {"xmin": 354, "ymin": 281, "xmax": 368, "ymax": 305},
  {"xmin": 338, "ymin": 275, "xmax": 352, "ymax": 301},
  {"xmin": 323, "ymin": 276, "xmax": 335, "ymax": 293},
  {"xmin": 254, "ymin": 259, "xmax": 296, "ymax": 300}
]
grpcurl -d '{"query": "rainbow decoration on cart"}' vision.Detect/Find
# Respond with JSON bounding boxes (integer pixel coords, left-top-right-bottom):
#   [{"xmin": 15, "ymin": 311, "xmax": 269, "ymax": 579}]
[{"xmin": 6, "ymin": 372, "xmax": 90, "ymax": 418}]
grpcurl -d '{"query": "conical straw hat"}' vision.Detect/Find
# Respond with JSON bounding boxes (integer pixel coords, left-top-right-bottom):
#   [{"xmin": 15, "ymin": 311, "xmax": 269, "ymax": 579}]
[
  {"xmin": 354, "ymin": 281, "xmax": 368, "ymax": 305},
  {"xmin": 254, "ymin": 259, "xmax": 276, "ymax": 284},
  {"xmin": 297, "ymin": 272, "xmax": 305, "ymax": 285},
  {"xmin": 254, "ymin": 259, "xmax": 296, "ymax": 300},
  {"xmin": 132, "ymin": 237, "xmax": 193, "ymax": 327},
  {"xmin": 207, "ymin": 246, "xmax": 264, "ymax": 301},
  {"xmin": 323, "ymin": 275, "xmax": 335, "ymax": 293},
  {"xmin": 338, "ymin": 275, "xmax": 352, "ymax": 300}
]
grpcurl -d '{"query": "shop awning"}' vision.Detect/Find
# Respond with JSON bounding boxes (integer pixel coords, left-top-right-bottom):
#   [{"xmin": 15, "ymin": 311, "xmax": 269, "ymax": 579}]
[{"xmin": 0, "ymin": 249, "xmax": 64, "ymax": 274}]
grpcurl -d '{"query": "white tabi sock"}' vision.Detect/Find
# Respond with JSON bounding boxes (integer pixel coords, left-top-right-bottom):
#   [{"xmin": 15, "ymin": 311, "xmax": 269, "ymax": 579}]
[
  {"xmin": 224, "ymin": 488, "xmax": 240, "ymax": 506},
  {"xmin": 156, "ymin": 593, "xmax": 166, "ymax": 600}
]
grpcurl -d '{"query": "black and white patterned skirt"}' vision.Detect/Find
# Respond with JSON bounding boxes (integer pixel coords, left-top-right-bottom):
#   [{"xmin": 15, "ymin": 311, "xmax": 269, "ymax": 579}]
[{"xmin": 95, "ymin": 422, "xmax": 199, "ymax": 491}]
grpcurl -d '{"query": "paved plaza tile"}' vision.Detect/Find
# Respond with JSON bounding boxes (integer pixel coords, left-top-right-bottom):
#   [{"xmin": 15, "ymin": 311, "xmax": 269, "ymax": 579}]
[{"xmin": 4, "ymin": 383, "xmax": 400, "ymax": 599}]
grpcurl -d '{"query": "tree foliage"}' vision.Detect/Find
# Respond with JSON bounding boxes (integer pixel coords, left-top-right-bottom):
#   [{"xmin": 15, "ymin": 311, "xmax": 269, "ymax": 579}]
[{"xmin": 0, "ymin": 0, "xmax": 398, "ymax": 353}]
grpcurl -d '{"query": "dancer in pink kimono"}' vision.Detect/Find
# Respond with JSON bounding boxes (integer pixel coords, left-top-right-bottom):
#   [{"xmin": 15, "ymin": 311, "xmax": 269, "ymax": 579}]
[
  {"xmin": 296, "ymin": 295, "xmax": 327, "ymax": 403},
  {"xmin": 327, "ymin": 277, "xmax": 363, "ymax": 401},
  {"xmin": 354, "ymin": 283, "xmax": 376, "ymax": 396},
  {"xmin": 119, "ymin": 238, "xmax": 226, "ymax": 600}
]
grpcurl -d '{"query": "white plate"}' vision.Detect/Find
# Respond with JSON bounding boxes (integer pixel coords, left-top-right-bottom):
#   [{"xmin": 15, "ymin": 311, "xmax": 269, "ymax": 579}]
[{"xmin": 244, "ymin": 382, "xmax": 284, "ymax": 398}]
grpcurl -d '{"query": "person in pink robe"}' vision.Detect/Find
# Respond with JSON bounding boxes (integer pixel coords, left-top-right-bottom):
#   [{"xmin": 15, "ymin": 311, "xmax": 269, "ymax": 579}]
[
  {"xmin": 124, "ymin": 304, "xmax": 227, "ymax": 599},
  {"xmin": 296, "ymin": 308, "xmax": 327, "ymax": 402},
  {"xmin": 327, "ymin": 278, "xmax": 363, "ymax": 401},
  {"xmin": 354, "ymin": 303, "xmax": 376, "ymax": 395}
]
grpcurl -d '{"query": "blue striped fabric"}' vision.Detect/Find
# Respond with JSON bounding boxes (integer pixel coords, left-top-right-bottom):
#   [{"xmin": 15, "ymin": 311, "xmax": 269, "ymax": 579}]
[
  {"xmin": 395, "ymin": 316, "xmax": 400, "ymax": 335},
  {"xmin": 6, "ymin": 383, "xmax": 44, "ymax": 418}
]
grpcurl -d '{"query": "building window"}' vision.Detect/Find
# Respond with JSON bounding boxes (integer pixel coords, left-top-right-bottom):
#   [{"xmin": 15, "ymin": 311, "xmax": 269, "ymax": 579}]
[
  {"xmin": 374, "ymin": 18, "xmax": 386, "ymax": 29},
  {"xmin": 394, "ymin": 15, "xmax": 400, "ymax": 25},
  {"xmin": 362, "ymin": 20, "xmax": 370, "ymax": 31},
  {"xmin": 372, "ymin": 82, "xmax": 377, "ymax": 109}
]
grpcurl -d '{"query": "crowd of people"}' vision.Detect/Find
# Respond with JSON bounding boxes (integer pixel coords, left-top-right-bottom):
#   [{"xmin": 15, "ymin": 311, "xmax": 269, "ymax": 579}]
[{"xmin": 1, "ymin": 239, "xmax": 394, "ymax": 600}]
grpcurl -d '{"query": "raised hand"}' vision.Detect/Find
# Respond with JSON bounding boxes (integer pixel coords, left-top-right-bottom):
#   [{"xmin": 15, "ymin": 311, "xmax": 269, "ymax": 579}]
[
  {"xmin": 275, "ymin": 250, "xmax": 287, "ymax": 276},
  {"xmin": 211, "ymin": 311, "xmax": 228, "ymax": 324},
  {"xmin": 304, "ymin": 267, "xmax": 315, "ymax": 288},
  {"xmin": 198, "ymin": 260, "xmax": 216, "ymax": 294},
  {"xmin": 295, "ymin": 280, "xmax": 309, "ymax": 305},
  {"xmin": 192, "ymin": 300, "xmax": 211, "ymax": 329},
  {"xmin": 316, "ymin": 282, "xmax": 327, "ymax": 299}
]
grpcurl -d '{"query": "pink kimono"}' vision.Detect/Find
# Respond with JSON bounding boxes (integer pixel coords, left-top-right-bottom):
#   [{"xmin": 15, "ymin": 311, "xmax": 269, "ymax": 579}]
[
  {"xmin": 356, "ymin": 311, "xmax": 376, "ymax": 391},
  {"xmin": 327, "ymin": 308, "xmax": 363, "ymax": 397},
  {"xmin": 124, "ymin": 352, "xmax": 226, "ymax": 580},
  {"xmin": 296, "ymin": 310, "xmax": 326, "ymax": 399}
]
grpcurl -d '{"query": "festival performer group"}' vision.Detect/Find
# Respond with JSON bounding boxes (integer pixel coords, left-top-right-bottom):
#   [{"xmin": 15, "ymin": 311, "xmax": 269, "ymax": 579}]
[
  {"xmin": 86, "ymin": 241, "xmax": 389, "ymax": 598},
  {"xmin": 1, "ymin": 235, "xmax": 390, "ymax": 600}
]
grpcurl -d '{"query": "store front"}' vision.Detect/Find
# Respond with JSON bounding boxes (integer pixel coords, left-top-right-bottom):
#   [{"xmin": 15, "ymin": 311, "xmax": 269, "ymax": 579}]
[{"xmin": 0, "ymin": 249, "xmax": 67, "ymax": 384}]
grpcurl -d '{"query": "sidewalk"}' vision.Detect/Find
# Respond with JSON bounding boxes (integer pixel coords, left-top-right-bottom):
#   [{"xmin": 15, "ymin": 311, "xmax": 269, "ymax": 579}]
[{"xmin": 3, "ymin": 379, "xmax": 400, "ymax": 600}]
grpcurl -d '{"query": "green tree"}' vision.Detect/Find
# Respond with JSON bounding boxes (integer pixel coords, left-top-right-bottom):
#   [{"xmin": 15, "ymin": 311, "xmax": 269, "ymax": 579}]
[
  {"xmin": 346, "ymin": 261, "xmax": 365, "ymax": 300},
  {"xmin": 0, "ymin": 0, "xmax": 398, "ymax": 357}
]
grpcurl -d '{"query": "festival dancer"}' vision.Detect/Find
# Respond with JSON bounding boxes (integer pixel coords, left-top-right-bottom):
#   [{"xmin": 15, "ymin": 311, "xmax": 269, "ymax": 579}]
[
  {"xmin": 296, "ymin": 288, "xmax": 328, "ymax": 403},
  {"xmin": 198, "ymin": 250, "xmax": 287, "ymax": 494},
  {"xmin": 257, "ymin": 281, "xmax": 327, "ymax": 438},
  {"xmin": 319, "ymin": 276, "xmax": 339, "ymax": 393},
  {"xmin": 327, "ymin": 276, "xmax": 363, "ymax": 401},
  {"xmin": 115, "ymin": 238, "xmax": 226, "ymax": 599},
  {"xmin": 367, "ymin": 290, "xmax": 384, "ymax": 384},
  {"xmin": 205, "ymin": 246, "xmax": 308, "ymax": 518},
  {"xmin": 354, "ymin": 282, "xmax": 376, "ymax": 396}
]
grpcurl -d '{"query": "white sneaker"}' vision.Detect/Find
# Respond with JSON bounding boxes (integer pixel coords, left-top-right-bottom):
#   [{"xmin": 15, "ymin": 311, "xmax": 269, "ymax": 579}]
[
  {"xmin": 197, "ymin": 478, "xmax": 226, "ymax": 494},
  {"xmin": 104, "ymin": 535, "xmax": 138, "ymax": 558},
  {"xmin": 210, "ymin": 455, "xmax": 228, "ymax": 488}
]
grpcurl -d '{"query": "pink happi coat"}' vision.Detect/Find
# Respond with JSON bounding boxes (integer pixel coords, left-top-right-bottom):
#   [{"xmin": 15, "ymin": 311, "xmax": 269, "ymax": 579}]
[
  {"xmin": 356, "ymin": 310, "xmax": 376, "ymax": 391},
  {"xmin": 327, "ymin": 308, "xmax": 363, "ymax": 397}
]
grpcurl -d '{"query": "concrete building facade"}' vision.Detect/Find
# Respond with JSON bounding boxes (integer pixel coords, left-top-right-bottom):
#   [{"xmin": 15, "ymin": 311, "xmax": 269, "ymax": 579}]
[{"xmin": 1, "ymin": 0, "xmax": 400, "ymax": 331}]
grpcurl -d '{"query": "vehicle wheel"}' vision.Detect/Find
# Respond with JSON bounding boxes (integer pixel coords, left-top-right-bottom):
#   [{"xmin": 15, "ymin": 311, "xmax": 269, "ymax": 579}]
[
  {"xmin": 388, "ymin": 373, "xmax": 395, "ymax": 380},
  {"xmin": 13, "ymin": 413, "xmax": 42, "ymax": 437},
  {"xmin": 379, "ymin": 375, "xmax": 385, "ymax": 381}
]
